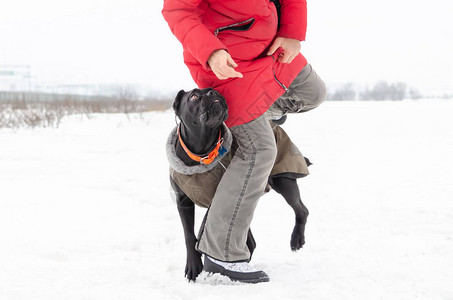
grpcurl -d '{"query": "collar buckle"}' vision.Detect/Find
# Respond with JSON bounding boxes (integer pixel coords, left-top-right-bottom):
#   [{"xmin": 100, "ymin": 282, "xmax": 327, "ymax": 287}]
[{"xmin": 178, "ymin": 125, "xmax": 224, "ymax": 165}]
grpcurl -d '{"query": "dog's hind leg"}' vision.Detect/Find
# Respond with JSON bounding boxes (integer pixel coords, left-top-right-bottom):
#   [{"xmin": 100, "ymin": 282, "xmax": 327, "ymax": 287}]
[
  {"xmin": 170, "ymin": 176, "xmax": 203, "ymax": 281},
  {"xmin": 268, "ymin": 175, "xmax": 309, "ymax": 251}
]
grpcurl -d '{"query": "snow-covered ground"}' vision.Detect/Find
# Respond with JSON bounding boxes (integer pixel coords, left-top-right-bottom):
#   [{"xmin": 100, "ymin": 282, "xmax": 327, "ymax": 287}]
[{"xmin": 1, "ymin": 100, "xmax": 452, "ymax": 299}]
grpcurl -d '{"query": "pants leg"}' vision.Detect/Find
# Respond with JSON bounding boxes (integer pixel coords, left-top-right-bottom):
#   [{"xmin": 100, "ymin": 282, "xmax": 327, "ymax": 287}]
[
  {"xmin": 196, "ymin": 115, "xmax": 277, "ymax": 262},
  {"xmin": 266, "ymin": 64, "xmax": 327, "ymax": 118}
]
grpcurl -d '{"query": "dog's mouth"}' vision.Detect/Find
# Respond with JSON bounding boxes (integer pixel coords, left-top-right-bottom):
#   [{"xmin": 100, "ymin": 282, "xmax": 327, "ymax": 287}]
[{"xmin": 199, "ymin": 97, "xmax": 228, "ymax": 125}]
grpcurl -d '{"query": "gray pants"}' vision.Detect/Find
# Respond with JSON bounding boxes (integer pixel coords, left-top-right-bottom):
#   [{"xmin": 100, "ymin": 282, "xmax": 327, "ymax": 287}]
[{"xmin": 196, "ymin": 64, "xmax": 326, "ymax": 262}]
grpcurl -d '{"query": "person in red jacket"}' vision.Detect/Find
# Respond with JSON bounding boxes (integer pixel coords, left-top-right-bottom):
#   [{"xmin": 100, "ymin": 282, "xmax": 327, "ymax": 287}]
[{"xmin": 163, "ymin": 0, "xmax": 325, "ymax": 283}]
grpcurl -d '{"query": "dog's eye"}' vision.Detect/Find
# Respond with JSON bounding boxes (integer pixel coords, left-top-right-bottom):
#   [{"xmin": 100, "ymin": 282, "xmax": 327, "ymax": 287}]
[{"xmin": 190, "ymin": 94, "xmax": 198, "ymax": 101}]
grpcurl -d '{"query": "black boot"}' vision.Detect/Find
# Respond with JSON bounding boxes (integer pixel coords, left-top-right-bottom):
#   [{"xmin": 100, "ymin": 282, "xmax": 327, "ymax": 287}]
[
  {"xmin": 272, "ymin": 114, "xmax": 287, "ymax": 125},
  {"xmin": 203, "ymin": 256, "xmax": 270, "ymax": 284}
]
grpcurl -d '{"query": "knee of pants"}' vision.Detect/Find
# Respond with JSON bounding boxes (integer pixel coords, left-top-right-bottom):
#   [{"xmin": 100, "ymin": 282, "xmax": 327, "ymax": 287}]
[
  {"xmin": 254, "ymin": 140, "xmax": 277, "ymax": 171},
  {"xmin": 310, "ymin": 78, "xmax": 327, "ymax": 110}
]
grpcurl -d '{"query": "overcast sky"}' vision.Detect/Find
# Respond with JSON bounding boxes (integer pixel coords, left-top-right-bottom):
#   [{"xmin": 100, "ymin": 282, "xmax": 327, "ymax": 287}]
[{"xmin": 1, "ymin": 0, "xmax": 452, "ymax": 95}]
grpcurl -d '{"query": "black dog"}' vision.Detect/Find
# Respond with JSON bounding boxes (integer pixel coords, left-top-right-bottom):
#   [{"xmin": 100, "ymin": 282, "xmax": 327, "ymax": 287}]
[{"xmin": 168, "ymin": 88, "xmax": 310, "ymax": 281}]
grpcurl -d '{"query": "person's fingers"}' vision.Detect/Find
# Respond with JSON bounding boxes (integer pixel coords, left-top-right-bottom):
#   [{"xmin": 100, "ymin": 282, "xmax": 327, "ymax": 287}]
[
  {"xmin": 270, "ymin": 37, "xmax": 301, "ymax": 64},
  {"xmin": 287, "ymin": 54, "xmax": 296, "ymax": 64},
  {"xmin": 208, "ymin": 50, "xmax": 243, "ymax": 79},
  {"xmin": 213, "ymin": 65, "xmax": 242, "ymax": 80},
  {"xmin": 227, "ymin": 68, "xmax": 243, "ymax": 78},
  {"xmin": 226, "ymin": 56, "xmax": 242, "ymax": 77},
  {"xmin": 284, "ymin": 52, "xmax": 294, "ymax": 64},
  {"xmin": 215, "ymin": 59, "xmax": 242, "ymax": 79},
  {"xmin": 227, "ymin": 56, "xmax": 238, "ymax": 68},
  {"xmin": 279, "ymin": 51, "xmax": 289, "ymax": 63},
  {"xmin": 278, "ymin": 49, "xmax": 298, "ymax": 64},
  {"xmin": 216, "ymin": 70, "xmax": 228, "ymax": 80},
  {"xmin": 267, "ymin": 39, "xmax": 281, "ymax": 56},
  {"xmin": 220, "ymin": 65, "xmax": 242, "ymax": 78},
  {"xmin": 212, "ymin": 67, "xmax": 226, "ymax": 80}
]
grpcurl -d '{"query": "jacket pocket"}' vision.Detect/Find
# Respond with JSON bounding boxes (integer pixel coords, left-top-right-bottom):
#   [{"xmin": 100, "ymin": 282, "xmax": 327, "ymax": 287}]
[{"xmin": 214, "ymin": 18, "xmax": 255, "ymax": 36}]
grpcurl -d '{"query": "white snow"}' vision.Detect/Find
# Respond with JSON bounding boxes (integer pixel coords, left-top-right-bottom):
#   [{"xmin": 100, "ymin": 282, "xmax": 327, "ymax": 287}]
[{"xmin": 1, "ymin": 100, "xmax": 452, "ymax": 299}]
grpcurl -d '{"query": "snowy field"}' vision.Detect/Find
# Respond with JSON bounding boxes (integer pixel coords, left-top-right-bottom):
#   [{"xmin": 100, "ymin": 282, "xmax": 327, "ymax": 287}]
[{"xmin": 1, "ymin": 100, "xmax": 452, "ymax": 300}]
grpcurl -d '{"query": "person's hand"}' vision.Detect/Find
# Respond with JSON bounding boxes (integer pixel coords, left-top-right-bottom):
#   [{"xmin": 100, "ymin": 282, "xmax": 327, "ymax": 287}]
[
  {"xmin": 207, "ymin": 49, "xmax": 243, "ymax": 80},
  {"xmin": 267, "ymin": 37, "xmax": 301, "ymax": 64}
]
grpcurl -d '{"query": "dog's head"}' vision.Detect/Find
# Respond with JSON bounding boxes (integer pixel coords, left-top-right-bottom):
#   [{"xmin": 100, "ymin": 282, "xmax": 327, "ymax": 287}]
[{"xmin": 173, "ymin": 88, "xmax": 228, "ymax": 127}]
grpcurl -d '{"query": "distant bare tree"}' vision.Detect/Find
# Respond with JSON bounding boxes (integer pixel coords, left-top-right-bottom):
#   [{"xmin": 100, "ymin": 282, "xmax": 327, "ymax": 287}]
[
  {"xmin": 360, "ymin": 81, "xmax": 407, "ymax": 100},
  {"xmin": 409, "ymin": 88, "xmax": 423, "ymax": 100},
  {"xmin": 328, "ymin": 83, "xmax": 356, "ymax": 101},
  {"xmin": 0, "ymin": 91, "xmax": 172, "ymax": 128}
]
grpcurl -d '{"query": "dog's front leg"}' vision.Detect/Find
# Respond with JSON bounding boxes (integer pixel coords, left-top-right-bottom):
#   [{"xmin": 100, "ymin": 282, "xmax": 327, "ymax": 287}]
[
  {"xmin": 170, "ymin": 177, "xmax": 203, "ymax": 281},
  {"xmin": 268, "ymin": 175, "xmax": 309, "ymax": 251}
]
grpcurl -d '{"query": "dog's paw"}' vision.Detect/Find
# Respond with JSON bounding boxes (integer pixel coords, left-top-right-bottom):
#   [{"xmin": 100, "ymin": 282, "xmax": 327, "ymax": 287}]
[
  {"xmin": 290, "ymin": 224, "xmax": 306, "ymax": 251},
  {"xmin": 185, "ymin": 254, "xmax": 203, "ymax": 282}
]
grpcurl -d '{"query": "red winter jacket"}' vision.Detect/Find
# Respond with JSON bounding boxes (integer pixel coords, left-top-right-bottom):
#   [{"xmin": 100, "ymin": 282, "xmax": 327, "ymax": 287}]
[{"xmin": 162, "ymin": 0, "xmax": 308, "ymax": 127}]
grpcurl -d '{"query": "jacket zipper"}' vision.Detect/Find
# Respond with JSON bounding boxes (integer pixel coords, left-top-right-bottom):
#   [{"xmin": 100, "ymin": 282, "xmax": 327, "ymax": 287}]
[
  {"xmin": 268, "ymin": 7, "xmax": 288, "ymax": 92},
  {"xmin": 214, "ymin": 18, "xmax": 255, "ymax": 37},
  {"xmin": 271, "ymin": 56, "xmax": 289, "ymax": 93}
]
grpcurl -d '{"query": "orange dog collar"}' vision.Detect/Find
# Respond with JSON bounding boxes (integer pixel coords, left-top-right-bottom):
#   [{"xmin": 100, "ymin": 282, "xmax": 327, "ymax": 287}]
[{"xmin": 177, "ymin": 125, "xmax": 225, "ymax": 165}]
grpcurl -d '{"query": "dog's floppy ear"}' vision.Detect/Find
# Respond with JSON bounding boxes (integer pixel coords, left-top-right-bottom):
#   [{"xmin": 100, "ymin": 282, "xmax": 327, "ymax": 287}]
[{"xmin": 173, "ymin": 90, "xmax": 185, "ymax": 114}]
